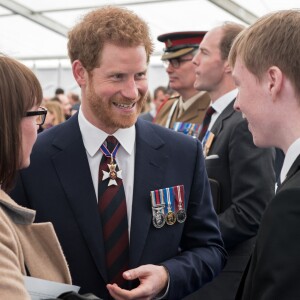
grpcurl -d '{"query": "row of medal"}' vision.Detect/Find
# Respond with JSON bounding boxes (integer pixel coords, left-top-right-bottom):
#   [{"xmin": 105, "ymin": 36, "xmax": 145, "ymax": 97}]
[
  {"xmin": 173, "ymin": 122, "xmax": 201, "ymax": 138},
  {"xmin": 173, "ymin": 122, "xmax": 216, "ymax": 157},
  {"xmin": 201, "ymin": 130, "xmax": 215, "ymax": 158},
  {"xmin": 151, "ymin": 185, "xmax": 186, "ymax": 228}
]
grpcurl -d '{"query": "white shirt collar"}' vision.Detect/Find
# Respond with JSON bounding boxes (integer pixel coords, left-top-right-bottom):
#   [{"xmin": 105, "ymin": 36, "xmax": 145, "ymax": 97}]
[
  {"xmin": 280, "ymin": 137, "xmax": 300, "ymax": 183},
  {"xmin": 78, "ymin": 108, "xmax": 136, "ymax": 157},
  {"xmin": 211, "ymin": 89, "xmax": 238, "ymax": 114}
]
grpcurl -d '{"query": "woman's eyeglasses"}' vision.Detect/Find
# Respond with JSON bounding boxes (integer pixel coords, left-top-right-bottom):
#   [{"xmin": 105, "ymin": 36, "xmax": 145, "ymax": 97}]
[{"xmin": 25, "ymin": 106, "xmax": 47, "ymax": 126}]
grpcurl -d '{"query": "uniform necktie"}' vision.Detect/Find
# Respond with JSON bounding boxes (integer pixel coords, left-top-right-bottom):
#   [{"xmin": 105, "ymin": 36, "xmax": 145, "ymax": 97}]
[
  {"xmin": 198, "ymin": 106, "xmax": 215, "ymax": 141},
  {"xmin": 98, "ymin": 136, "xmax": 129, "ymax": 288}
]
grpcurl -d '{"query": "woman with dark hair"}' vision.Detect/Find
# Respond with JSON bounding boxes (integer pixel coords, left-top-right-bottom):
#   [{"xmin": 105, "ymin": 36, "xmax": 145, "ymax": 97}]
[{"xmin": 0, "ymin": 56, "xmax": 71, "ymax": 299}]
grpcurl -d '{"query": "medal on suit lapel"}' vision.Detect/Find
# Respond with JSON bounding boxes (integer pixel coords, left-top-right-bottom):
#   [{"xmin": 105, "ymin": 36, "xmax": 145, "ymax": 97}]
[
  {"xmin": 151, "ymin": 190, "xmax": 166, "ymax": 228},
  {"xmin": 202, "ymin": 130, "xmax": 215, "ymax": 158},
  {"xmin": 174, "ymin": 185, "xmax": 186, "ymax": 223},
  {"xmin": 165, "ymin": 187, "xmax": 176, "ymax": 225},
  {"xmin": 152, "ymin": 190, "xmax": 166, "ymax": 228},
  {"xmin": 151, "ymin": 185, "xmax": 186, "ymax": 228},
  {"xmin": 100, "ymin": 143, "xmax": 122, "ymax": 186}
]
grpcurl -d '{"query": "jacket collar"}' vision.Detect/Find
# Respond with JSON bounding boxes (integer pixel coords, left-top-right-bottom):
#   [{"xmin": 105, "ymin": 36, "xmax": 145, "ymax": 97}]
[
  {"xmin": 0, "ymin": 190, "xmax": 35, "ymax": 224},
  {"xmin": 279, "ymin": 154, "xmax": 300, "ymax": 191},
  {"xmin": 210, "ymin": 99, "xmax": 236, "ymax": 136}
]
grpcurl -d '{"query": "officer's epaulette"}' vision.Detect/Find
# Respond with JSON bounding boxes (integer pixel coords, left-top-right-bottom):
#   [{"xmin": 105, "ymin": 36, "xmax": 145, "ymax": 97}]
[{"xmin": 168, "ymin": 94, "xmax": 180, "ymax": 100}]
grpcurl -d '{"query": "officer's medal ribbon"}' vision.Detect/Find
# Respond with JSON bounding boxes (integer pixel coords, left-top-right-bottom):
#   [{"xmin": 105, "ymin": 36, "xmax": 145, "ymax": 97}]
[{"xmin": 173, "ymin": 122, "xmax": 201, "ymax": 138}]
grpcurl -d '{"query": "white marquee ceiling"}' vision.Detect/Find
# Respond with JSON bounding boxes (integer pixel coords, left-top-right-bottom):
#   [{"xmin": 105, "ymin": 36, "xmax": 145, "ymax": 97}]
[{"xmin": 0, "ymin": 0, "xmax": 299, "ymax": 67}]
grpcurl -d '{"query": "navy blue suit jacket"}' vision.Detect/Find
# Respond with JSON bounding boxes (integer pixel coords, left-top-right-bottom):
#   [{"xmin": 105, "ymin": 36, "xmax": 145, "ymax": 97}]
[{"xmin": 11, "ymin": 114, "xmax": 226, "ymax": 299}]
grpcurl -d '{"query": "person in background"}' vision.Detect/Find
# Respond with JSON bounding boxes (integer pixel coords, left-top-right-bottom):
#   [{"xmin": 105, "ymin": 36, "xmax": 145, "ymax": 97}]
[
  {"xmin": 0, "ymin": 55, "xmax": 71, "ymax": 299},
  {"xmin": 57, "ymin": 93, "xmax": 72, "ymax": 120},
  {"xmin": 55, "ymin": 87, "xmax": 65, "ymax": 96},
  {"xmin": 42, "ymin": 100, "xmax": 66, "ymax": 130},
  {"xmin": 67, "ymin": 91, "xmax": 81, "ymax": 115},
  {"xmin": 154, "ymin": 31, "xmax": 210, "ymax": 131},
  {"xmin": 139, "ymin": 86, "xmax": 169, "ymax": 122},
  {"xmin": 139, "ymin": 91, "xmax": 152, "ymax": 115},
  {"xmin": 50, "ymin": 92, "xmax": 72, "ymax": 120},
  {"xmin": 11, "ymin": 6, "xmax": 226, "ymax": 300},
  {"xmin": 230, "ymin": 10, "xmax": 300, "ymax": 299},
  {"xmin": 50, "ymin": 95, "xmax": 61, "ymax": 103},
  {"xmin": 186, "ymin": 22, "xmax": 275, "ymax": 300}
]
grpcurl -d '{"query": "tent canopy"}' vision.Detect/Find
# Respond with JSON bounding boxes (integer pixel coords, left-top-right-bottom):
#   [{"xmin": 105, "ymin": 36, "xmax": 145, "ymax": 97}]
[{"xmin": 1, "ymin": 0, "xmax": 299, "ymax": 66}]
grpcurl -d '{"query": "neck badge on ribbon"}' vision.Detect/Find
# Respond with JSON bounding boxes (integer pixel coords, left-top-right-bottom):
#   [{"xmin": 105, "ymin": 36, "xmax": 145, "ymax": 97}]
[{"xmin": 100, "ymin": 142, "xmax": 122, "ymax": 186}]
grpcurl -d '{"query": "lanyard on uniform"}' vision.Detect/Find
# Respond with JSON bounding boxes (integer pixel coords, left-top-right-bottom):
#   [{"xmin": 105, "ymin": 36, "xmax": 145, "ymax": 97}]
[{"xmin": 165, "ymin": 100, "xmax": 179, "ymax": 128}]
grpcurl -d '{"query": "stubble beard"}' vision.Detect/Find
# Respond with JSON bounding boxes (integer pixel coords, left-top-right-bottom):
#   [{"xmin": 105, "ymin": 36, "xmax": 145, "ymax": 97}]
[{"xmin": 87, "ymin": 88, "xmax": 146, "ymax": 130}]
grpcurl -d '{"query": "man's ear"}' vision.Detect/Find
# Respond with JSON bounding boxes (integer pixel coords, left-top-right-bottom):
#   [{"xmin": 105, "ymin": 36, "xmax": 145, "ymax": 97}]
[
  {"xmin": 267, "ymin": 66, "xmax": 283, "ymax": 100},
  {"xmin": 72, "ymin": 60, "xmax": 87, "ymax": 87},
  {"xmin": 224, "ymin": 60, "xmax": 231, "ymax": 74}
]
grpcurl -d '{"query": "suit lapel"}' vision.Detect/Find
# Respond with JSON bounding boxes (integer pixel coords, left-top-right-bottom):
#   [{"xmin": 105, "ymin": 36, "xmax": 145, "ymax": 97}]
[
  {"xmin": 130, "ymin": 120, "xmax": 169, "ymax": 267},
  {"xmin": 210, "ymin": 99, "xmax": 236, "ymax": 137},
  {"xmin": 279, "ymin": 154, "xmax": 300, "ymax": 191},
  {"xmin": 50, "ymin": 115, "xmax": 108, "ymax": 281}
]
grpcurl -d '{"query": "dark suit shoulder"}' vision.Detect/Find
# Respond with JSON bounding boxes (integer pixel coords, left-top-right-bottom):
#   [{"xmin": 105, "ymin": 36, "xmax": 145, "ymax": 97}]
[
  {"xmin": 136, "ymin": 118, "xmax": 199, "ymax": 148},
  {"xmin": 34, "ymin": 114, "xmax": 81, "ymax": 155},
  {"xmin": 138, "ymin": 112, "xmax": 153, "ymax": 122},
  {"xmin": 219, "ymin": 110, "xmax": 253, "ymax": 141},
  {"xmin": 225, "ymin": 107, "xmax": 275, "ymax": 162}
]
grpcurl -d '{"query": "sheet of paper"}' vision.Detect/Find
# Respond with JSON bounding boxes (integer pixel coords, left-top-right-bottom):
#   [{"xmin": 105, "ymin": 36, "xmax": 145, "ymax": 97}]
[{"xmin": 24, "ymin": 276, "xmax": 80, "ymax": 300}]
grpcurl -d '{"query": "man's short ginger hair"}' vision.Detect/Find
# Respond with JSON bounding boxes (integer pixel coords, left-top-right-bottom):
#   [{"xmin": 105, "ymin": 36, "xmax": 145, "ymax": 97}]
[
  {"xmin": 229, "ymin": 9, "xmax": 300, "ymax": 97},
  {"xmin": 68, "ymin": 6, "xmax": 154, "ymax": 71}
]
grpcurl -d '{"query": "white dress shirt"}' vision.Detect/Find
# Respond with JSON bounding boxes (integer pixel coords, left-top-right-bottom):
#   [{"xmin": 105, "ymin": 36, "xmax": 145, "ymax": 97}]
[
  {"xmin": 280, "ymin": 137, "xmax": 300, "ymax": 184},
  {"xmin": 208, "ymin": 89, "xmax": 238, "ymax": 131},
  {"xmin": 78, "ymin": 108, "xmax": 135, "ymax": 234}
]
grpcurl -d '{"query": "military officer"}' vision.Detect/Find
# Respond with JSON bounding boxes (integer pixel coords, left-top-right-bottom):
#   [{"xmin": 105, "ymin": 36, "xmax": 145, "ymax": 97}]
[{"xmin": 154, "ymin": 31, "xmax": 210, "ymax": 133}]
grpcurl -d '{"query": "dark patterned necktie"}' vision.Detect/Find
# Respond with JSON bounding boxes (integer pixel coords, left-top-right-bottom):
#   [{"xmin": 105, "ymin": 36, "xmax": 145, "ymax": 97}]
[
  {"xmin": 198, "ymin": 106, "xmax": 215, "ymax": 141},
  {"xmin": 98, "ymin": 136, "xmax": 129, "ymax": 288}
]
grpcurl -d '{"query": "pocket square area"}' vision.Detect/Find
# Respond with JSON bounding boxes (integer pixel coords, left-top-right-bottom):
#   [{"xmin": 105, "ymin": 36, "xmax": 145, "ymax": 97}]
[{"xmin": 206, "ymin": 154, "xmax": 219, "ymax": 160}]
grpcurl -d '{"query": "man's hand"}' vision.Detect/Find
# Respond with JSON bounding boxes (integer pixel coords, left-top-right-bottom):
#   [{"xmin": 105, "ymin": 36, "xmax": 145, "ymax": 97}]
[{"xmin": 107, "ymin": 264, "xmax": 168, "ymax": 300}]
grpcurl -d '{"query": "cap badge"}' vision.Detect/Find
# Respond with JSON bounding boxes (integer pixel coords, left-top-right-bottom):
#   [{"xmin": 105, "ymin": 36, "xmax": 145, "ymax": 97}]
[{"xmin": 167, "ymin": 39, "xmax": 173, "ymax": 47}]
